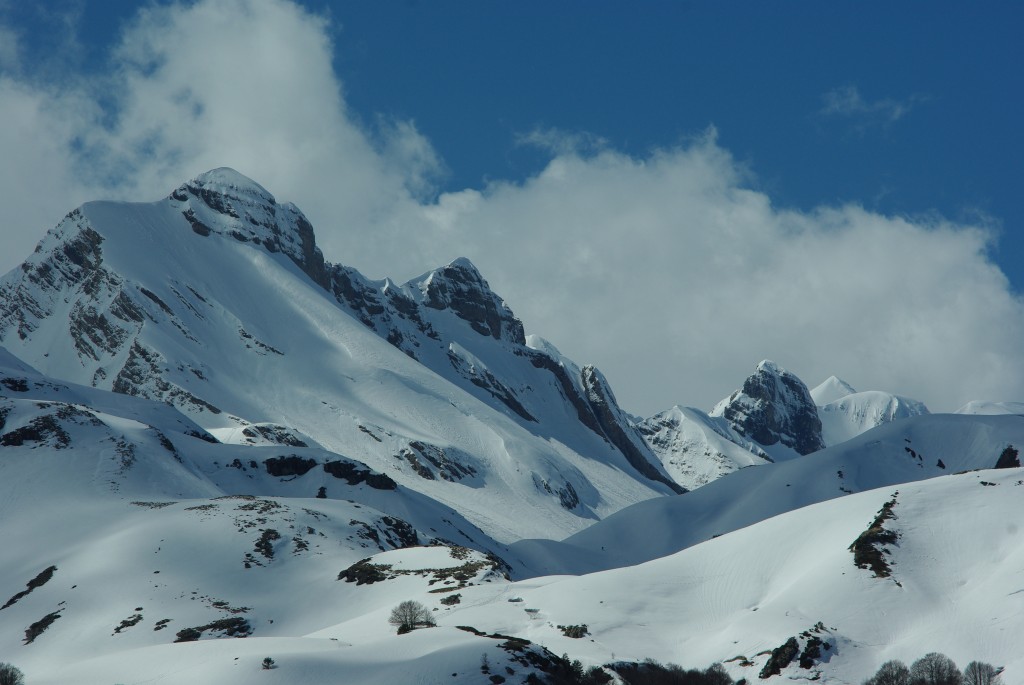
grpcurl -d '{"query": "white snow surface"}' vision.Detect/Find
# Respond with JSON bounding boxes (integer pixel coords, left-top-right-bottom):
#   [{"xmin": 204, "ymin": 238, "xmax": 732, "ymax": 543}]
[{"xmin": 637, "ymin": 405, "xmax": 771, "ymax": 491}]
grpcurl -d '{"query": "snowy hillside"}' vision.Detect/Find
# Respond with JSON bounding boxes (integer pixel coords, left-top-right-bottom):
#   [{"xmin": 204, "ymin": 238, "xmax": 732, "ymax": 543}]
[
  {"xmin": 536, "ymin": 412, "xmax": 1024, "ymax": 572},
  {"xmin": 450, "ymin": 469, "xmax": 1024, "ymax": 684},
  {"xmin": 636, "ymin": 405, "xmax": 772, "ymax": 491},
  {"xmin": 956, "ymin": 400, "xmax": 1024, "ymax": 415}
]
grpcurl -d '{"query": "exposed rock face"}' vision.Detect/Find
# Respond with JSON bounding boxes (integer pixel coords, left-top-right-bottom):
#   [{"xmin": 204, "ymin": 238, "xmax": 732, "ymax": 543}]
[
  {"xmin": 415, "ymin": 258, "xmax": 525, "ymax": 344},
  {"xmin": 263, "ymin": 455, "xmax": 317, "ymax": 477},
  {"xmin": 170, "ymin": 168, "xmax": 331, "ymax": 290},
  {"xmin": 759, "ymin": 636, "xmax": 800, "ymax": 679},
  {"xmin": 323, "ymin": 460, "xmax": 398, "ymax": 490},
  {"xmin": 581, "ymin": 366, "xmax": 685, "ymax": 493},
  {"xmin": 0, "ymin": 210, "xmax": 137, "ymax": 365},
  {"xmin": 711, "ymin": 360, "xmax": 825, "ymax": 456}
]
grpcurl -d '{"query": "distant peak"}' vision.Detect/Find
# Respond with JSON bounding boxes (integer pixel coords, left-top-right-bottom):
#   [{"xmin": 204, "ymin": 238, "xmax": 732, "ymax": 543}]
[
  {"xmin": 447, "ymin": 257, "xmax": 480, "ymax": 272},
  {"xmin": 755, "ymin": 360, "xmax": 784, "ymax": 375},
  {"xmin": 810, "ymin": 375, "xmax": 857, "ymax": 406},
  {"xmin": 711, "ymin": 359, "xmax": 824, "ymax": 455}
]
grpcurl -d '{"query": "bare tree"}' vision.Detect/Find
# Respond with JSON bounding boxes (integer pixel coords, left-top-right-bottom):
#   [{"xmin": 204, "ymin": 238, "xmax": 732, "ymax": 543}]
[
  {"xmin": 864, "ymin": 660, "xmax": 911, "ymax": 685},
  {"xmin": 0, "ymin": 663, "xmax": 24, "ymax": 685},
  {"xmin": 963, "ymin": 662, "xmax": 1001, "ymax": 685},
  {"xmin": 910, "ymin": 653, "xmax": 962, "ymax": 685},
  {"xmin": 388, "ymin": 600, "xmax": 435, "ymax": 633}
]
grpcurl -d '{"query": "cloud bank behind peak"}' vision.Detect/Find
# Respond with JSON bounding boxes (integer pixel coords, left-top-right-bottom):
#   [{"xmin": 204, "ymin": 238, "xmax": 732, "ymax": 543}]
[{"xmin": 0, "ymin": 0, "xmax": 1020, "ymax": 415}]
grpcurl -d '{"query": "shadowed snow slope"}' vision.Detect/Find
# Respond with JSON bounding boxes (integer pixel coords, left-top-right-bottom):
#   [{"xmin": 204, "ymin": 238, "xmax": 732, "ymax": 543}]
[{"xmin": 520, "ymin": 412, "xmax": 1024, "ymax": 572}]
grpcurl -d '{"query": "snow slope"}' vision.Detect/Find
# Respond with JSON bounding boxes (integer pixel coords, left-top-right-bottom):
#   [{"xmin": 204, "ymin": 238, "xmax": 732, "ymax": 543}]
[
  {"xmin": 956, "ymin": 400, "xmax": 1024, "ymax": 415},
  {"xmin": 810, "ymin": 375, "xmax": 858, "ymax": 405},
  {"xmin": 448, "ymin": 469, "xmax": 1024, "ymax": 684},
  {"xmin": 526, "ymin": 412, "xmax": 1024, "ymax": 572},
  {"xmin": 11, "ymin": 454, "xmax": 1020, "ymax": 684}
]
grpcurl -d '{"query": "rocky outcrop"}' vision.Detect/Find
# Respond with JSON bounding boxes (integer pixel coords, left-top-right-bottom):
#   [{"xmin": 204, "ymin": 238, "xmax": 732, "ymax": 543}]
[
  {"xmin": 414, "ymin": 259, "xmax": 525, "ymax": 344},
  {"xmin": 581, "ymin": 366, "xmax": 685, "ymax": 494},
  {"xmin": 170, "ymin": 168, "xmax": 331, "ymax": 290},
  {"xmin": 711, "ymin": 360, "xmax": 825, "ymax": 456},
  {"xmin": 323, "ymin": 460, "xmax": 398, "ymax": 490},
  {"xmin": 995, "ymin": 445, "xmax": 1020, "ymax": 469}
]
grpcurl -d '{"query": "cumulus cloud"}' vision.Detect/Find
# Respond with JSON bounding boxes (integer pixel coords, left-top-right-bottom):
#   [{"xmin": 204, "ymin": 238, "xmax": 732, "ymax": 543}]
[
  {"xmin": 404, "ymin": 135, "xmax": 1024, "ymax": 414},
  {"xmin": 0, "ymin": 0, "xmax": 1021, "ymax": 416}
]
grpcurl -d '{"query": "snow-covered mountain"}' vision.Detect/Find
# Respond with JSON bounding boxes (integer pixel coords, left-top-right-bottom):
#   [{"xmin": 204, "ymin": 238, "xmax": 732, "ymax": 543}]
[
  {"xmin": 4, "ymin": 354, "xmax": 1020, "ymax": 684},
  {"xmin": 636, "ymin": 405, "xmax": 772, "ymax": 491},
  {"xmin": 0, "ymin": 168, "xmax": 679, "ymax": 544},
  {"xmin": 2, "ymin": 169, "xmax": 1022, "ymax": 685},
  {"xmin": 711, "ymin": 360, "xmax": 825, "ymax": 459},
  {"xmin": 641, "ymin": 365, "xmax": 933, "ymax": 491},
  {"xmin": 637, "ymin": 360, "xmax": 820, "ymax": 491},
  {"xmin": 811, "ymin": 376, "xmax": 930, "ymax": 447}
]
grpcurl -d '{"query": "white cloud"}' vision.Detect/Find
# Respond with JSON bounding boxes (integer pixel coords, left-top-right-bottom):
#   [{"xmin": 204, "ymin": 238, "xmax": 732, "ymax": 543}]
[
  {"xmin": 820, "ymin": 85, "xmax": 927, "ymax": 128},
  {"xmin": 516, "ymin": 127, "xmax": 609, "ymax": 157},
  {"xmin": 0, "ymin": 0, "xmax": 1022, "ymax": 416},
  {"xmin": 0, "ymin": 0, "xmax": 438, "ymax": 278},
  {"xmin": 403, "ymin": 137, "xmax": 1024, "ymax": 414}
]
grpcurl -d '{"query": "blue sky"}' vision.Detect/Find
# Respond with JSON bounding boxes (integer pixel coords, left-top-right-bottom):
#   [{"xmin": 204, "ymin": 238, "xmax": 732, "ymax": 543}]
[{"xmin": 1, "ymin": 1, "xmax": 1022, "ymax": 413}]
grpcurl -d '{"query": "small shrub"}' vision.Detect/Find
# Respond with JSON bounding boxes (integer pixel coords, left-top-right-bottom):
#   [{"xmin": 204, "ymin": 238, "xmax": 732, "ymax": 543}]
[
  {"xmin": 558, "ymin": 624, "xmax": 589, "ymax": 639},
  {"xmin": 388, "ymin": 600, "xmax": 435, "ymax": 633},
  {"xmin": 262, "ymin": 656, "xmax": 275, "ymax": 670}
]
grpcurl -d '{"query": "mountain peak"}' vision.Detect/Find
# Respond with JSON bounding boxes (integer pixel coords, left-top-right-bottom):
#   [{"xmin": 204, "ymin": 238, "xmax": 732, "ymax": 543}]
[
  {"xmin": 810, "ymin": 375, "xmax": 858, "ymax": 406},
  {"xmin": 183, "ymin": 167, "xmax": 276, "ymax": 205},
  {"xmin": 407, "ymin": 259, "xmax": 525, "ymax": 344},
  {"xmin": 167, "ymin": 168, "xmax": 328, "ymax": 289},
  {"xmin": 447, "ymin": 256, "xmax": 481, "ymax": 273},
  {"xmin": 710, "ymin": 360, "xmax": 824, "ymax": 456},
  {"xmin": 755, "ymin": 359, "xmax": 783, "ymax": 375}
]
